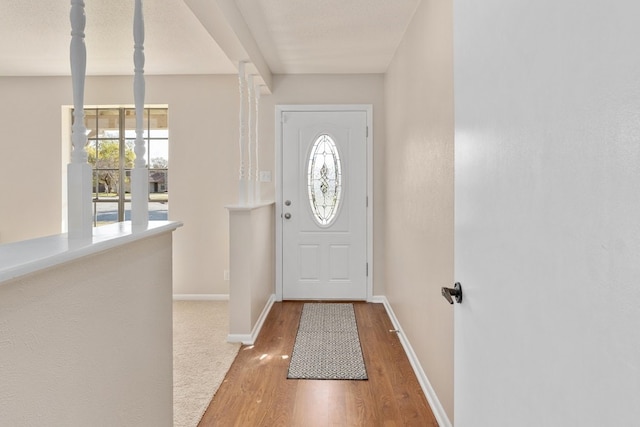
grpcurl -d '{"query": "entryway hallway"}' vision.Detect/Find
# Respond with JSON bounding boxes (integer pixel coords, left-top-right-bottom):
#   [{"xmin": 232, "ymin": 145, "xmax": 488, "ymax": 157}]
[{"xmin": 199, "ymin": 301, "xmax": 438, "ymax": 426}]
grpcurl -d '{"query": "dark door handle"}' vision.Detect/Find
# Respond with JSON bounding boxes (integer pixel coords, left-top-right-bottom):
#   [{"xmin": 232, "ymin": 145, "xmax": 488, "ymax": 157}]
[{"xmin": 441, "ymin": 282, "xmax": 463, "ymax": 304}]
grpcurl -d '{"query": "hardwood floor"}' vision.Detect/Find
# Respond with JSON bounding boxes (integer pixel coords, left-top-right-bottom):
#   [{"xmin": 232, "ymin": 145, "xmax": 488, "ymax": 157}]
[{"xmin": 199, "ymin": 301, "xmax": 438, "ymax": 427}]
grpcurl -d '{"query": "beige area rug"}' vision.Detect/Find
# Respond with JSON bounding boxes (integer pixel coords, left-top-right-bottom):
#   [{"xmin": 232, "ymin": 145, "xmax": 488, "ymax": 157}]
[
  {"xmin": 287, "ymin": 303, "xmax": 368, "ymax": 380},
  {"xmin": 173, "ymin": 301, "xmax": 241, "ymax": 427}
]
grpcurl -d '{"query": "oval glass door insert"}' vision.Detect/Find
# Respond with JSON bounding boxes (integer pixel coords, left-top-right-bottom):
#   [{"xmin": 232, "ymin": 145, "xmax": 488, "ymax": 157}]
[{"xmin": 307, "ymin": 134, "xmax": 343, "ymax": 226}]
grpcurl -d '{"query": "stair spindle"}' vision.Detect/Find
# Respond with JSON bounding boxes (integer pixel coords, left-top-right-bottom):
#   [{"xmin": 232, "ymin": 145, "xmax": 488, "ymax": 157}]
[
  {"xmin": 68, "ymin": 0, "xmax": 93, "ymax": 240},
  {"xmin": 131, "ymin": 0, "xmax": 149, "ymax": 230}
]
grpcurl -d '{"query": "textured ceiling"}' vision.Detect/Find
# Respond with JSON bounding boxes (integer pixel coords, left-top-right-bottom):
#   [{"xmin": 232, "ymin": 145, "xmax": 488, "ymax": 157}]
[
  {"xmin": 0, "ymin": 0, "xmax": 237, "ymax": 76},
  {"xmin": 0, "ymin": 0, "xmax": 421, "ymax": 77},
  {"xmin": 235, "ymin": 0, "xmax": 421, "ymax": 74}
]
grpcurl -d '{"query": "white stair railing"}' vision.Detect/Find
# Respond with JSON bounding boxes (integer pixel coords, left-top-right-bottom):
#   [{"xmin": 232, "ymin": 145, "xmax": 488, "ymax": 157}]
[
  {"xmin": 68, "ymin": 0, "xmax": 92, "ymax": 240},
  {"xmin": 247, "ymin": 74, "xmax": 255, "ymax": 205},
  {"xmin": 68, "ymin": 0, "xmax": 149, "ymax": 237},
  {"xmin": 131, "ymin": 0, "xmax": 149, "ymax": 230},
  {"xmin": 237, "ymin": 61, "xmax": 248, "ymax": 205},
  {"xmin": 254, "ymin": 83, "xmax": 261, "ymax": 203},
  {"xmin": 236, "ymin": 64, "xmax": 263, "ymax": 206}
]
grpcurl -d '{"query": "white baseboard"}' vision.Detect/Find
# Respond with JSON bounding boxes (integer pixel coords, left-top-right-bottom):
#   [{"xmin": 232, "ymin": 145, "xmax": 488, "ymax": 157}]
[
  {"xmin": 227, "ymin": 294, "xmax": 276, "ymax": 345},
  {"xmin": 172, "ymin": 294, "xmax": 229, "ymax": 301},
  {"xmin": 372, "ymin": 295, "xmax": 453, "ymax": 427}
]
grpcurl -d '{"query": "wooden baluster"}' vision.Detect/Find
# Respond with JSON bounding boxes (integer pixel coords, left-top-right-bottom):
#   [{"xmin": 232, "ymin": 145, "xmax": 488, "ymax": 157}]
[
  {"xmin": 254, "ymin": 84, "xmax": 261, "ymax": 203},
  {"xmin": 131, "ymin": 0, "xmax": 148, "ymax": 230},
  {"xmin": 247, "ymin": 75, "xmax": 255, "ymax": 205},
  {"xmin": 68, "ymin": 0, "xmax": 93, "ymax": 240},
  {"xmin": 238, "ymin": 62, "xmax": 248, "ymax": 205}
]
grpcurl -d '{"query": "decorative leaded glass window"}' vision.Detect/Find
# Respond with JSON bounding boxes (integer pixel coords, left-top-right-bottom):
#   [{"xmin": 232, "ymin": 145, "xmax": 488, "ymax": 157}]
[{"xmin": 307, "ymin": 134, "xmax": 342, "ymax": 226}]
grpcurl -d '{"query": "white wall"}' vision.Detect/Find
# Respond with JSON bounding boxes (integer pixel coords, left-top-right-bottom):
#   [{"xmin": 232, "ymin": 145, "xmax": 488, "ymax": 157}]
[
  {"xmin": 384, "ymin": 0, "xmax": 455, "ymax": 421},
  {"xmin": 454, "ymin": 0, "xmax": 640, "ymax": 425},
  {"xmin": 228, "ymin": 203, "xmax": 275, "ymax": 339},
  {"xmin": 0, "ymin": 77, "xmax": 70, "ymax": 243},
  {"xmin": 0, "ymin": 75, "xmax": 238, "ymax": 295},
  {"xmin": 0, "ymin": 232, "xmax": 174, "ymax": 426},
  {"xmin": 146, "ymin": 75, "xmax": 239, "ymax": 296}
]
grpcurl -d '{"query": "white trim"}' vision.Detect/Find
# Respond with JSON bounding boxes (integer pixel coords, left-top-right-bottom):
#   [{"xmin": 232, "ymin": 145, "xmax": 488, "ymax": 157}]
[
  {"xmin": 275, "ymin": 105, "xmax": 374, "ymax": 301},
  {"xmin": 374, "ymin": 295, "xmax": 453, "ymax": 427},
  {"xmin": 172, "ymin": 294, "xmax": 230, "ymax": 301},
  {"xmin": 275, "ymin": 106, "xmax": 283, "ymax": 301},
  {"xmin": 1, "ymin": 221, "xmax": 182, "ymax": 284},
  {"xmin": 227, "ymin": 293, "xmax": 276, "ymax": 345},
  {"xmin": 226, "ymin": 333, "xmax": 252, "ymax": 345},
  {"xmin": 366, "ymin": 108, "xmax": 374, "ymax": 302}
]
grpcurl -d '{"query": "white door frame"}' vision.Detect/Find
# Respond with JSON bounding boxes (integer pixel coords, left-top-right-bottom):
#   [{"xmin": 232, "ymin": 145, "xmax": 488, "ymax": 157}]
[{"xmin": 275, "ymin": 105, "xmax": 374, "ymax": 301}]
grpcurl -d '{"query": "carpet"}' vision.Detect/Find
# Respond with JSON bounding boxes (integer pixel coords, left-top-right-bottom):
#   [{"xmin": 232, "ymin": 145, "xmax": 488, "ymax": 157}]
[
  {"xmin": 173, "ymin": 301, "xmax": 241, "ymax": 427},
  {"xmin": 287, "ymin": 303, "xmax": 368, "ymax": 380}
]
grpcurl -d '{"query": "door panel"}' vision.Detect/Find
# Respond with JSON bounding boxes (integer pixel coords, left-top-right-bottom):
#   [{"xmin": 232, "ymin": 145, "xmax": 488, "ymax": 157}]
[
  {"xmin": 281, "ymin": 110, "xmax": 367, "ymax": 300},
  {"xmin": 454, "ymin": 0, "xmax": 640, "ymax": 425}
]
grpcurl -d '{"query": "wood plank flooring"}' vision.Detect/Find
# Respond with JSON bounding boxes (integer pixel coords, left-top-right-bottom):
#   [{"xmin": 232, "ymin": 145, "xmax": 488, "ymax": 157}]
[{"xmin": 199, "ymin": 301, "xmax": 438, "ymax": 427}]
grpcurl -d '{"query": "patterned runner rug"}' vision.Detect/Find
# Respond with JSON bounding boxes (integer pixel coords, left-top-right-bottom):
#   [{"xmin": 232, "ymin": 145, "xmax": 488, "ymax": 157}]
[{"xmin": 287, "ymin": 303, "xmax": 368, "ymax": 380}]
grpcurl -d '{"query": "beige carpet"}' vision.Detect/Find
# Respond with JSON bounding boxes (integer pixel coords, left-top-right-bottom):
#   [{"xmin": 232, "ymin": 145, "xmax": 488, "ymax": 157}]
[{"xmin": 173, "ymin": 301, "xmax": 241, "ymax": 427}]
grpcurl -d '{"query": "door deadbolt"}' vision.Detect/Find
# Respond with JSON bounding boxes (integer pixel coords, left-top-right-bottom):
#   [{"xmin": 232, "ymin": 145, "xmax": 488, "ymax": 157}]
[{"xmin": 285, "ymin": 200, "xmax": 291, "ymax": 206}]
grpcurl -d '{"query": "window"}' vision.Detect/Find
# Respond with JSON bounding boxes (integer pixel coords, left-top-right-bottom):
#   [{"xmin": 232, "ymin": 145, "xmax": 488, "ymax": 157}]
[
  {"xmin": 76, "ymin": 107, "xmax": 169, "ymax": 226},
  {"xmin": 307, "ymin": 134, "xmax": 342, "ymax": 226}
]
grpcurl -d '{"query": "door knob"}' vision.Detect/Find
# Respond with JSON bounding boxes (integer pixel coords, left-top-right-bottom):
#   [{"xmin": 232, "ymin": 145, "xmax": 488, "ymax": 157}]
[
  {"xmin": 441, "ymin": 282, "xmax": 462, "ymax": 304},
  {"xmin": 284, "ymin": 213, "xmax": 292, "ymax": 219}
]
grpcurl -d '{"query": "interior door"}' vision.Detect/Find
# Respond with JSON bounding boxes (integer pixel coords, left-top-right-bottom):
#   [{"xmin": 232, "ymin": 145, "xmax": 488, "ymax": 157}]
[
  {"xmin": 454, "ymin": 1, "xmax": 640, "ymax": 426},
  {"xmin": 281, "ymin": 109, "xmax": 368, "ymax": 300}
]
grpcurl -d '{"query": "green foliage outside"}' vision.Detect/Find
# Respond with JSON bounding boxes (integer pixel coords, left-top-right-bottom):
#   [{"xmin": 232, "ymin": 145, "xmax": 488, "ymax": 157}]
[{"xmin": 87, "ymin": 140, "xmax": 135, "ymax": 195}]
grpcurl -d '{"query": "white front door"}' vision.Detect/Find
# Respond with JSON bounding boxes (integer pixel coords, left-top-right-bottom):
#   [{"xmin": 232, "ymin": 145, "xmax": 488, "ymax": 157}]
[{"xmin": 280, "ymin": 108, "xmax": 368, "ymax": 300}]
